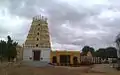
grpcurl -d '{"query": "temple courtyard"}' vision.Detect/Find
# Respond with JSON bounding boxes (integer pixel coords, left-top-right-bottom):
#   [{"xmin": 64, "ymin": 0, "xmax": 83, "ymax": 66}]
[{"xmin": 0, "ymin": 63, "xmax": 120, "ymax": 75}]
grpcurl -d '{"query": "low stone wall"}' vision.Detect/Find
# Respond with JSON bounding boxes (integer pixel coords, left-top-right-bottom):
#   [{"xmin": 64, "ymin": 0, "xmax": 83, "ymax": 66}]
[{"xmin": 80, "ymin": 56, "xmax": 102, "ymax": 64}]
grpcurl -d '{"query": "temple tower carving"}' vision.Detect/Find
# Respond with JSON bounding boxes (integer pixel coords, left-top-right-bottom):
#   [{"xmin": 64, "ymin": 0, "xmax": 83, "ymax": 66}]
[
  {"xmin": 23, "ymin": 15, "xmax": 51, "ymax": 62},
  {"xmin": 24, "ymin": 15, "xmax": 51, "ymax": 49}
]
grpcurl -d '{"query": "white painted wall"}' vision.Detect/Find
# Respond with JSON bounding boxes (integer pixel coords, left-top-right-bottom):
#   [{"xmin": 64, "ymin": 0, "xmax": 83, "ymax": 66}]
[
  {"xmin": 23, "ymin": 48, "xmax": 33, "ymax": 61},
  {"xmin": 41, "ymin": 49, "xmax": 50, "ymax": 62},
  {"xmin": 23, "ymin": 48, "xmax": 51, "ymax": 62}
]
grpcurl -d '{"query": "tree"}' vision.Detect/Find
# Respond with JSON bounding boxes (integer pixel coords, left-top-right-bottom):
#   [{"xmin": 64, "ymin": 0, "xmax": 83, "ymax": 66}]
[
  {"xmin": 0, "ymin": 40, "xmax": 7, "ymax": 62},
  {"xmin": 95, "ymin": 48, "xmax": 106, "ymax": 59},
  {"xmin": 0, "ymin": 35, "xmax": 18, "ymax": 62},
  {"xmin": 81, "ymin": 46, "xmax": 95, "ymax": 56},
  {"xmin": 115, "ymin": 33, "xmax": 120, "ymax": 70},
  {"xmin": 115, "ymin": 33, "xmax": 120, "ymax": 58},
  {"xmin": 95, "ymin": 47, "xmax": 117, "ymax": 60},
  {"xmin": 106, "ymin": 47, "xmax": 117, "ymax": 58},
  {"xmin": 10, "ymin": 42, "xmax": 18, "ymax": 60},
  {"xmin": 81, "ymin": 46, "xmax": 90, "ymax": 56},
  {"xmin": 7, "ymin": 36, "xmax": 18, "ymax": 61},
  {"xmin": 89, "ymin": 47, "xmax": 95, "ymax": 56}
]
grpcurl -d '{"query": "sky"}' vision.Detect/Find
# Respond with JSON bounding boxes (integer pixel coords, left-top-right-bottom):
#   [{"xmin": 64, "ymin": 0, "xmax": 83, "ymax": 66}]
[{"xmin": 0, "ymin": 0, "xmax": 120, "ymax": 50}]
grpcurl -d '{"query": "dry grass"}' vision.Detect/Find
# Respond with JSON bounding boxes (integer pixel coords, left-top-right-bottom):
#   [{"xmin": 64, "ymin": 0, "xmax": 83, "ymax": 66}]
[{"xmin": 0, "ymin": 63, "xmax": 120, "ymax": 75}]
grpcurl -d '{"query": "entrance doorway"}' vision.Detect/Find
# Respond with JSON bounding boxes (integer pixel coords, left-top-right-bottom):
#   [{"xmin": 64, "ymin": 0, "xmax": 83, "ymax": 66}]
[
  {"xmin": 52, "ymin": 56, "xmax": 57, "ymax": 63},
  {"xmin": 60, "ymin": 55, "xmax": 70, "ymax": 65},
  {"xmin": 33, "ymin": 50, "xmax": 41, "ymax": 61},
  {"xmin": 73, "ymin": 56, "xmax": 78, "ymax": 65}
]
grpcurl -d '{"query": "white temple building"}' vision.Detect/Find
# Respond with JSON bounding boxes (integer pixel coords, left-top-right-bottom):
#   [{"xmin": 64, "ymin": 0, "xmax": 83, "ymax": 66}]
[{"xmin": 23, "ymin": 15, "xmax": 51, "ymax": 63}]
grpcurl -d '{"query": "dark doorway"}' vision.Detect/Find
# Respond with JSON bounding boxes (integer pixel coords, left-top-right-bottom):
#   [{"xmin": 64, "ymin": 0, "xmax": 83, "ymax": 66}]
[
  {"xmin": 33, "ymin": 50, "xmax": 41, "ymax": 61},
  {"xmin": 73, "ymin": 56, "xmax": 78, "ymax": 65},
  {"xmin": 60, "ymin": 55, "xmax": 70, "ymax": 64},
  {"xmin": 52, "ymin": 56, "xmax": 57, "ymax": 63}
]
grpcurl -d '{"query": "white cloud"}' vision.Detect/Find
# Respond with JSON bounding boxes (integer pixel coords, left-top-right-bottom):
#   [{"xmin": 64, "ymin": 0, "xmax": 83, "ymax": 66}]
[
  {"xmin": 98, "ymin": 10, "xmax": 120, "ymax": 19},
  {"xmin": 0, "ymin": 0, "xmax": 120, "ymax": 50},
  {"xmin": 0, "ymin": 7, "xmax": 29, "ymax": 30},
  {"xmin": 58, "ymin": 0, "xmax": 110, "ymax": 9},
  {"xmin": 0, "ymin": 7, "xmax": 31, "ymax": 44},
  {"xmin": 0, "ymin": 37, "xmax": 6, "ymax": 41}
]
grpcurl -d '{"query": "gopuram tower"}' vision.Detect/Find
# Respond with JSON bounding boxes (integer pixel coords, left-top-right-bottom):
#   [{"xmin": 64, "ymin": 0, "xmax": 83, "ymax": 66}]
[{"xmin": 23, "ymin": 15, "xmax": 51, "ymax": 62}]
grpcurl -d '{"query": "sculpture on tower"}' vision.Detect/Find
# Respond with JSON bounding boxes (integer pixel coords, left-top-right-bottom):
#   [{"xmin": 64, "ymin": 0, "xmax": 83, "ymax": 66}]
[{"xmin": 33, "ymin": 15, "xmax": 47, "ymax": 22}]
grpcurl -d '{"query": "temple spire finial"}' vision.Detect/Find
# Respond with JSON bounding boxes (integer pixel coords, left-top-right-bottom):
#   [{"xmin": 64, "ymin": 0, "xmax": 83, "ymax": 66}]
[{"xmin": 32, "ymin": 14, "xmax": 47, "ymax": 22}]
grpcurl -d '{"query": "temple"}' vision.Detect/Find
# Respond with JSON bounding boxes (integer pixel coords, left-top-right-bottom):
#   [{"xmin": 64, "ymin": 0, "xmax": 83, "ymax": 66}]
[
  {"xmin": 23, "ymin": 15, "xmax": 51, "ymax": 63},
  {"xmin": 22, "ymin": 15, "xmax": 98, "ymax": 66}
]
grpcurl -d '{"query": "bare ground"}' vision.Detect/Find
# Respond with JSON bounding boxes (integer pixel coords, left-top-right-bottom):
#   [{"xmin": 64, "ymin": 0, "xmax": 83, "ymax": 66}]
[{"xmin": 0, "ymin": 63, "xmax": 120, "ymax": 75}]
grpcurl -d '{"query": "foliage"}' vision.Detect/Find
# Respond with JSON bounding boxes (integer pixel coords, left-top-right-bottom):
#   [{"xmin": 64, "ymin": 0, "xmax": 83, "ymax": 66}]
[
  {"xmin": 81, "ymin": 45, "xmax": 117, "ymax": 59},
  {"xmin": 0, "ymin": 35, "xmax": 18, "ymax": 62},
  {"xmin": 95, "ymin": 47, "xmax": 117, "ymax": 59},
  {"xmin": 81, "ymin": 46, "xmax": 95, "ymax": 56}
]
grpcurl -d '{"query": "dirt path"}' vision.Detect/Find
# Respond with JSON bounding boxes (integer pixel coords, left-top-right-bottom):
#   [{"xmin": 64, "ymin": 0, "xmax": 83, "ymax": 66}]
[
  {"xmin": 0, "ymin": 64, "xmax": 120, "ymax": 75},
  {"xmin": 86, "ymin": 64, "xmax": 120, "ymax": 75}
]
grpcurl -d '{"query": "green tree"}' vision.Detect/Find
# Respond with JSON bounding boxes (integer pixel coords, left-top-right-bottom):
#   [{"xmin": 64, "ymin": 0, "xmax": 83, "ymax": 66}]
[
  {"xmin": 81, "ymin": 46, "xmax": 95, "ymax": 56},
  {"xmin": 89, "ymin": 47, "xmax": 95, "ymax": 56},
  {"xmin": 0, "ymin": 40, "xmax": 7, "ymax": 62},
  {"xmin": 82, "ymin": 46, "xmax": 89, "ymax": 56},
  {"xmin": 95, "ymin": 47, "xmax": 117, "ymax": 59},
  {"xmin": 7, "ymin": 36, "xmax": 18, "ymax": 61},
  {"xmin": 95, "ymin": 48, "xmax": 106, "ymax": 59},
  {"xmin": 0, "ymin": 35, "xmax": 18, "ymax": 62},
  {"xmin": 106, "ymin": 47, "xmax": 117, "ymax": 58}
]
